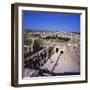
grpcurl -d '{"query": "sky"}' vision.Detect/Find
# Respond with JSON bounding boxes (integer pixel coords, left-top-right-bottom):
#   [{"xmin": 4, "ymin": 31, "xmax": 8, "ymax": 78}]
[{"xmin": 23, "ymin": 11, "xmax": 80, "ymax": 32}]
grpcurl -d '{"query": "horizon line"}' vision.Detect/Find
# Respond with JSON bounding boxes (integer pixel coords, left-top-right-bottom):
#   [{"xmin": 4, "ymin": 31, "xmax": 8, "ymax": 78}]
[{"xmin": 24, "ymin": 28, "xmax": 80, "ymax": 33}]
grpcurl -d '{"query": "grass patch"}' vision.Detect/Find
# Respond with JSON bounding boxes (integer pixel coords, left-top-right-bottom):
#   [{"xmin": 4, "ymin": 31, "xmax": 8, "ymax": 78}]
[{"xmin": 45, "ymin": 36, "xmax": 70, "ymax": 42}]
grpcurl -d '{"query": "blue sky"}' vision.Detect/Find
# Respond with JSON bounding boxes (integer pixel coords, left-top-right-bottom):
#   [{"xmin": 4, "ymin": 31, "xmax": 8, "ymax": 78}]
[{"xmin": 23, "ymin": 11, "xmax": 80, "ymax": 32}]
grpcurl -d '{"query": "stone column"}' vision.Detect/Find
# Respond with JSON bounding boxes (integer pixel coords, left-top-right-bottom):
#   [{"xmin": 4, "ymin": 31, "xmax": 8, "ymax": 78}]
[{"xmin": 31, "ymin": 38, "xmax": 34, "ymax": 52}]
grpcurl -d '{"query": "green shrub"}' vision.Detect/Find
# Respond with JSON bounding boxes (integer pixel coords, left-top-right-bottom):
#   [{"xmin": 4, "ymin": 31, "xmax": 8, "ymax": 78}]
[{"xmin": 24, "ymin": 39, "xmax": 32, "ymax": 46}]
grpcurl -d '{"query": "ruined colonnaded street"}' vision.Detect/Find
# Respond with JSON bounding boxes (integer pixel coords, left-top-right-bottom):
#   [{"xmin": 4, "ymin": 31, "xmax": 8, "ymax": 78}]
[{"xmin": 24, "ymin": 31, "xmax": 80, "ymax": 77}]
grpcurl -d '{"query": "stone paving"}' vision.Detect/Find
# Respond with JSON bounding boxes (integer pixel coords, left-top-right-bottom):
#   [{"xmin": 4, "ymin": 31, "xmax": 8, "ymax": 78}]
[{"xmin": 41, "ymin": 45, "xmax": 80, "ymax": 74}]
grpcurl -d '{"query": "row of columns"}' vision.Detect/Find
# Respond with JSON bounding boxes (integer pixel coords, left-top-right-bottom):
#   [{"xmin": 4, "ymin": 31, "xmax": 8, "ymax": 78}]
[{"xmin": 24, "ymin": 46, "xmax": 55, "ymax": 69}]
